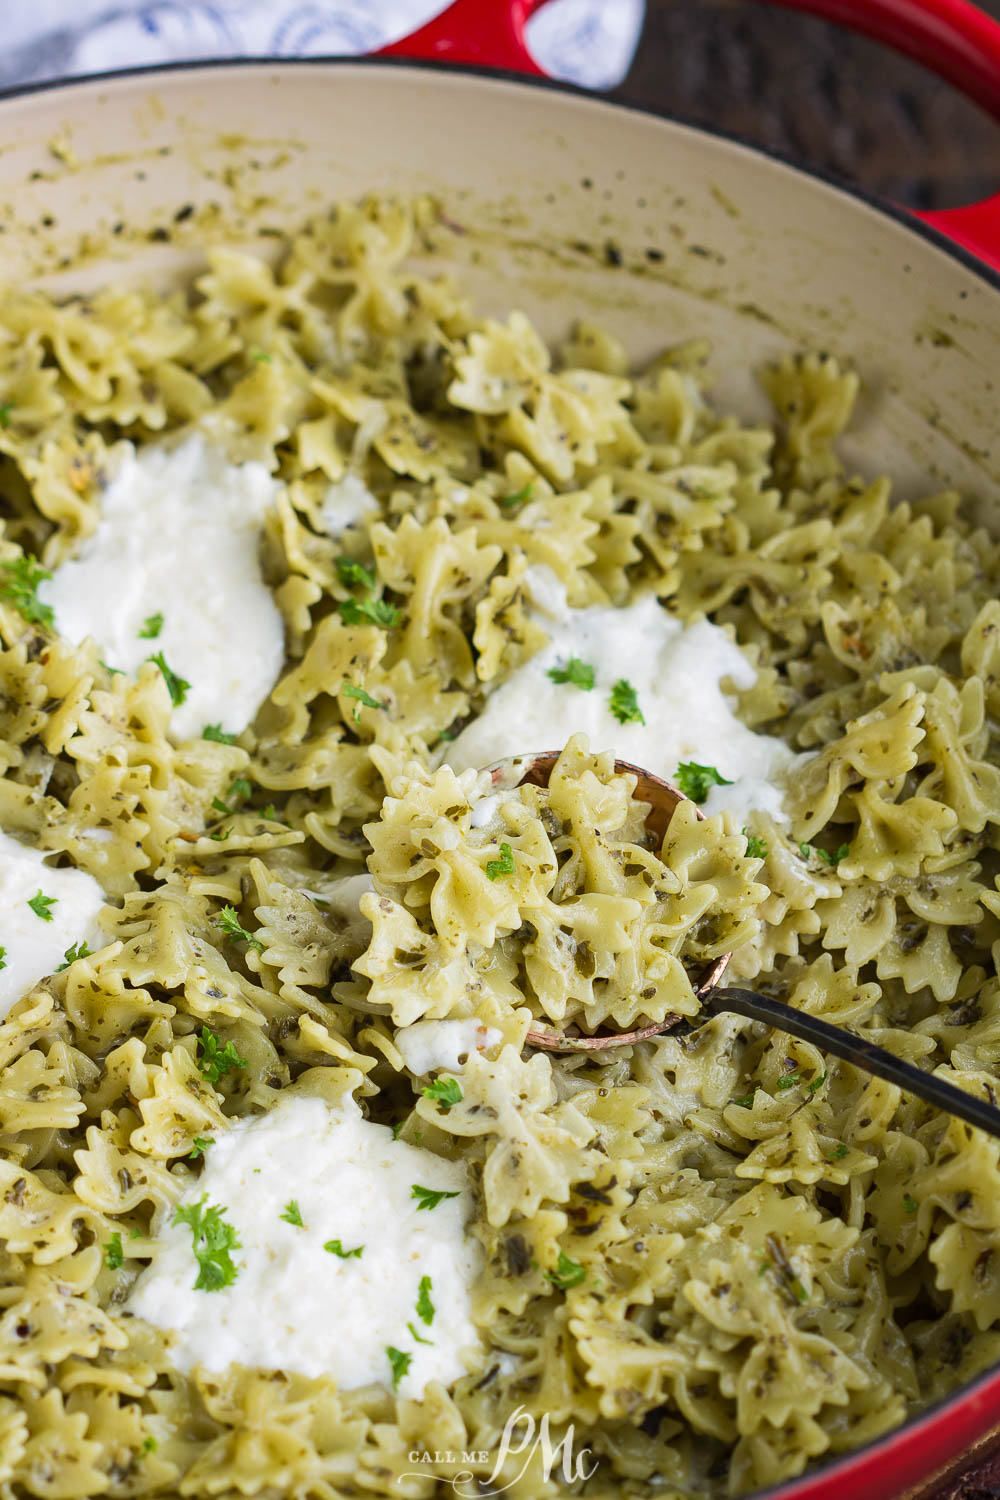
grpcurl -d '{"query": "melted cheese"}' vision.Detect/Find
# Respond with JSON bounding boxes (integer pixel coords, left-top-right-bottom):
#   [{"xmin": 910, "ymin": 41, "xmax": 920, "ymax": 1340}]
[
  {"xmin": 446, "ymin": 588, "xmax": 799, "ymax": 823},
  {"xmin": 39, "ymin": 432, "xmax": 284, "ymax": 739},
  {"xmin": 0, "ymin": 829, "xmax": 105, "ymax": 1017},
  {"xmin": 127, "ymin": 1096, "xmax": 481, "ymax": 1397}
]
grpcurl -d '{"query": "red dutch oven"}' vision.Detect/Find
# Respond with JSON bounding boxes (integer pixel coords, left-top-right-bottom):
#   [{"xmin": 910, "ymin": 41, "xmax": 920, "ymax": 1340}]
[{"xmin": 1, "ymin": 2, "xmax": 999, "ymax": 1496}]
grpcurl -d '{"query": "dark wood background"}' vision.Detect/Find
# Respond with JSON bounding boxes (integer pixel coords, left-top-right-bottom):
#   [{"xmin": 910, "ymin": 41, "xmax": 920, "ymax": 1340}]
[{"xmin": 613, "ymin": 3, "xmax": 1000, "ymax": 1497}]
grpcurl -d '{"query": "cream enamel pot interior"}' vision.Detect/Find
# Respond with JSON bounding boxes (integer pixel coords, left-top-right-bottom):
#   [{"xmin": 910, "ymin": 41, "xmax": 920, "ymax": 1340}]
[{"xmin": 0, "ymin": 17, "xmax": 999, "ymax": 1500}]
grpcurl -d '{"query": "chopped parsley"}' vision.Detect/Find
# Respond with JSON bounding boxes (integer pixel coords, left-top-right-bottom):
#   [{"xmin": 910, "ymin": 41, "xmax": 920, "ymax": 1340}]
[
  {"xmin": 734, "ymin": 1088, "xmax": 757, "ymax": 1109},
  {"xmin": 104, "ymin": 1232, "xmax": 124, "ymax": 1270},
  {"xmin": 343, "ymin": 683, "xmax": 387, "ymax": 722},
  {"xmin": 547, "ymin": 657, "xmax": 595, "ymax": 691},
  {"xmin": 251, "ymin": 348, "xmax": 271, "ymax": 363},
  {"xmin": 0, "ymin": 400, "xmax": 12, "ymax": 427},
  {"xmin": 339, "ymin": 594, "xmax": 402, "ymax": 629},
  {"xmin": 806, "ymin": 1071, "xmax": 829, "ymax": 1096},
  {"xmin": 197, "ymin": 1025, "xmax": 248, "ymax": 1085},
  {"xmin": 411, "ymin": 1183, "xmax": 461, "ymax": 1212},
  {"xmin": 229, "ymin": 776, "xmax": 253, "ymax": 801},
  {"xmin": 138, "ymin": 612, "xmax": 164, "ymax": 639},
  {"xmin": 904, "ymin": 1193, "xmax": 919, "ymax": 1214},
  {"xmin": 214, "ymin": 905, "xmax": 264, "ymax": 952},
  {"xmin": 202, "ymin": 724, "xmax": 236, "ymax": 744},
  {"xmin": 800, "ymin": 841, "xmax": 851, "ymax": 868},
  {"xmin": 0, "ymin": 947, "xmax": 6, "ymax": 973},
  {"xmin": 100, "ymin": 660, "xmax": 124, "ymax": 676},
  {"xmin": 545, "ymin": 1251, "xmax": 586, "ymax": 1291},
  {"xmin": 760, "ymin": 1235, "xmax": 809, "ymax": 1304},
  {"xmin": 826, "ymin": 1142, "xmax": 848, "ymax": 1160},
  {"xmin": 146, "ymin": 651, "xmax": 190, "ymax": 707},
  {"xmin": 776, "ymin": 1073, "xmax": 801, "ymax": 1091},
  {"xmin": 141, "ymin": 1437, "xmax": 158, "ymax": 1456},
  {"xmin": 422, "ymin": 1077, "xmax": 462, "ymax": 1110},
  {"xmin": 742, "ymin": 828, "xmax": 769, "ymax": 859},
  {"xmin": 280, "ymin": 1200, "xmax": 305, "ymax": 1227},
  {"xmin": 56, "ymin": 940, "xmax": 92, "ymax": 971},
  {"xmin": 261, "ymin": 803, "xmax": 280, "ymax": 822},
  {"xmin": 336, "ymin": 557, "xmax": 376, "ymax": 590},
  {"xmin": 500, "ymin": 483, "xmax": 533, "ymax": 508},
  {"xmin": 675, "ymin": 760, "xmax": 732, "ymax": 803},
  {"xmin": 416, "ymin": 1275, "xmax": 435, "ymax": 1325},
  {"xmin": 188, "ymin": 1137, "xmax": 214, "ymax": 1159},
  {"xmin": 28, "ymin": 889, "xmax": 56, "ymax": 922},
  {"xmin": 485, "ymin": 842, "xmax": 516, "ymax": 881},
  {"xmin": 0, "ymin": 554, "xmax": 54, "ymax": 630},
  {"xmin": 386, "ymin": 1345, "xmax": 411, "ymax": 1389},
  {"xmin": 609, "ymin": 677, "xmax": 644, "ymax": 726},
  {"xmin": 324, "ymin": 1239, "xmax": 364, "ymax": 1258},
  {"xmin": 173, "ymin": 1195, "xmax": 241, "ymax": 1291},
  {"xmin": 408, "ymin": 1321, "xmax": 433, "ymax": 1345},
  {"xmin": 211, "ymin": 796, "xmax": 233, "ymax": 817}
]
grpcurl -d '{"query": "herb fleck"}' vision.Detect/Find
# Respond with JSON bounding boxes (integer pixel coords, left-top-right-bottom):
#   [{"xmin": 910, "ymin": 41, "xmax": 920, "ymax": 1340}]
[
  {"xmin": 173, "ymin": 1195, "xmax": 241, "ymax": 1291},
  {"xmin": 203, "ymin": 724, "xmax": 236, "ymax": 744},
  {"xmin": 343, "ymin": 683, "xmax": 387, "ymax": 722},
  {"xmin": 138, "ymin": 612, "xmax": 164, "ymax": 639},
  {"xmin": 336, "ymin": 557, "xmax": 376, "ymax": 590},
  {"xmin": 386, "ymin": 1345, "xmax": 411, "ymax": 1389},
  {"xmin": 904, "ymin": 1193, "xmax": 919, "ymax": 1214},
  {"xmin": 146, "ymin": 651, "xmax": 190, "ymax": 707},
  {"xmin": 280, "ymin": 1200, "xmax": 305, "ymax": 1227},
  {"xmin": 416, "ymin": 1274, "xmax": 435, "ymax": 1325},
  {"xmin": 545, "ymin": 1250, "xmax": 586, "ymax": 1291},
  {"xmin": 197, "ymin": 1025, "xmax": 248, "ymax": 1085},
  {"xmin": 104, "ymin": 1232, "xmax": 124, "ymax": 1270},
  {"xmin": 609, "ymin": 678, "xmax": 644, "ymax": 726},
  {"xmin": 485, "ymin": 842, "xmax": 516, "ymax": 881},
  {"xmin": 500, "ymin": 483, "xmax": 533, "ymax": 508},
  {"xmin": 675, "ymin": 761, "xmax": 732, "ymax": 802},
  {"xmin": 324, "ymin": 1239, "xmax": 364, "ymax": 1258},
  {"xmin": 742, "ymin": 828, "xmax": 769, "ymax": 859},
  {"xmin": 28, "ymin": 889, "xmax": 56, "ymax": 922},
  {"xmin": 411, "ymin": 1184, "xmax": 461, "ymax": 1212},
  {"xmin": 0, "ymin": 554, "xmax": 54, "ymax": 630},
  {"xmin": 56, "ymin": 940, "xmax": 91, "ymax": 971},
  {"xmin": 547, "ymin": 657, "xmax": 595, "ymax": 691},
  {"xmin": 214, "ymin": 905, "xmax": 264, "ymax": 952},
  {"xmin": 189, "ymin": 1137, "xmax": 214, "ymax": 1159},
  {"xmin": 422, "ymin": 1077, "xmax": 462, "ymax": 1110}
]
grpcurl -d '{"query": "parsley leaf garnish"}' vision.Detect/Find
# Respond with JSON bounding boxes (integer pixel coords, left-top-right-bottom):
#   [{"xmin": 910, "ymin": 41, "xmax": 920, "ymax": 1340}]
[
  {"xmin": 776, "ymin": 1073, "xmax": 801, "ymax": 1091},
  {"xmin": 826, "ymin": 1142, "xmax": 848, "ymax": 1160},
  {"xmin": 904, "ymin": 1193, "xmax": 919, "ymax": 1214},
  {"xmin": 172, "ymin": 1195, "xmax": 241, "ymax": 1291},
  {"xmin": 202, "ymin": 724, "xmax": 236, "ymax": 744},
  {"xmin": 139, "ymin": 612, "xmax": 164, "ymax": 639},
  {"xmin": 141, "ymin": 1437, "xmax": 157, "ymax": 1456},
  {"xmin": 609, "ymin": 678, "xmax": 644, "ymax": 726},
  {"xmin": 545, "ymin": 1251, "xmax": 586, "ymax": 1290},
  {"xmin": 386, "ymin": 1345, "xmax": 411, "ymax": 1389},
  {"xmin": 146, "ymin": 651, "xmax": 190, "ymax": 707},
  {"xmin": 742, "ymin": 828, "xmax": 769, "ymax": 859},
  {"xmin": 734, "ymin": 1088, "xmax": 757, "ymax": 1109},
  {"xmin": 104, "ymin": 1232, "xmax": 124, "ymax": 1270},
  {"xmin": 799, "ymin": 841, "xmax": 851, "ymax": 868},
  {"xmin": 211, "ymin": 796, "xmax": 232, "ymax": 817},
  {"xmin": 339, "ymin": 594, "xmax": 402, "ymax": 629},
  {"xmin": 229, "ymin": 777, "xmax": 253, "ymax": 801},
  {"xmin": 411, "ymin": 1184, "xmax": 461, "ymax": 1212},
  {"xmin": 0, "ymin": 947, "xmax": 6, "ymax": 973},
  {"xmin": 0, "ymin": 554, "xmax": 54, "ymax": 630},
  {"xmin": 280, "ymin": 1200, "xmax": 305, "ymax": 1227},
  {"xmin": 197, "ymin": 1025, "xmax": 248, "ymax": 1085},
  {"xmin": 547, "ymin": 657, "xmax": 595, "ymax": 691},
  {"xmin": 408, "ymin": 1321, "xmax": 433, "ymax": 1345},
  {"xmin": 806, "ymin": 1071, "xmax": 829, "ymax": 1096},
  {"xmin": 28, "ymin": 889, "xmax": 56, "ymax": 922},
  {"xmin": 214, "ymin": 905, "xmax": 264, "ymax": 952},
  {"xmin": 56, "ymin": 940, "xmax": 91, "ymax": 971},
  {"xmin": 189, "ymin": 1137, "xmax": 214, "ymax": 1159},
  {"xmin": 324, "ymin": 1239, "xmax": 364, "ymax": 1258},
  {"xmin": 422, "ymin": 1077, "xmax": 462, "ymax": 1110},
  {"xmin": 485, "ymin": 842, "xmax": 516, "ymax": 881},
  {"xmin": 343, "ymin": 683, "xmax": 387, "ymax": 722},
  {"xmin": 0, "ymin": 400, "xmax": 13, "ymax": 428},
  {"xmin": 100, "ymin": 660, "xmax": 124, "ymax": 677},
  {"xmin": 500, "ymin": 483, "xmax": 533, "ymax": 508},
  {"xmin": 416, "ymin": 1274, "xmax": 435, "ymax": 1325},
  {"xmin": 336, "ymin": 557, "xmax": 376, "ymax": 590},
  {"xmin": 675, "ymin": 761, "xmax": 732, "ymax": 802}
]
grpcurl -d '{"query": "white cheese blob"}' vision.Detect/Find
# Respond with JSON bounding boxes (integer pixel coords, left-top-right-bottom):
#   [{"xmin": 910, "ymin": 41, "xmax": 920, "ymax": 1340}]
[
  {"xmin": 446, "ymin": 591, "xmax": 799, "ymax": 824},
  {"xmin": 395, "ymin": 1019, "xmax": 504, "ymax": 1076},
  {"xmin": 39, "ymin": 433, "xmax": 284, "ymax": 739},
  {"xmin": 0, "ymin": 830, "xmax": 105, "ymax": 1017},
  {"xmin": 127, "ymin": 1095, "xmax": 481, "ymax": 1397},
  {"xmin": 321, "ymin": 472, "xmax": 379, "ymax": 536}
]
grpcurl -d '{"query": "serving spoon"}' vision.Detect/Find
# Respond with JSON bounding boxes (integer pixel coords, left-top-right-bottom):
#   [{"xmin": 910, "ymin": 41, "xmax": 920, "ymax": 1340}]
[{"xmin": 489, "ymin": 751, "xmax": 1000, "ymax": 1142}]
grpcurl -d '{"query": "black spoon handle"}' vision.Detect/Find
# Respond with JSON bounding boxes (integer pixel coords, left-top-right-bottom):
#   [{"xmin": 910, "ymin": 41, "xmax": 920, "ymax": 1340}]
[{"xmin": 710, "ymin": 986, "xmax": 1000, "ymax": 1141}]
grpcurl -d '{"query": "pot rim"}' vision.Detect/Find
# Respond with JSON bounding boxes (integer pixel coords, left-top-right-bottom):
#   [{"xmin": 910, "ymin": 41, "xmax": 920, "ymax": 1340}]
[{"xmin": 0, "ymin": 47, "xmax": 997, "ymax": 1500}]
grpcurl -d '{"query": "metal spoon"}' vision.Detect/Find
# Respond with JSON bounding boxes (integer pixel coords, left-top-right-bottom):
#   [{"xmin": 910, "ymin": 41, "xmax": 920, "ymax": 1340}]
[{"xmin": 489, "ymin": 751, "xmax": 1000, "ymax": 1141}]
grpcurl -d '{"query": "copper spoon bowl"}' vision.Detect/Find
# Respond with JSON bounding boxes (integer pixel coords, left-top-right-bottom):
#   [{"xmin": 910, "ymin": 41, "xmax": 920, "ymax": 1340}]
[{"xmin": 492, "ymin": 751, "xmax": 1000, "ymax": 1141}]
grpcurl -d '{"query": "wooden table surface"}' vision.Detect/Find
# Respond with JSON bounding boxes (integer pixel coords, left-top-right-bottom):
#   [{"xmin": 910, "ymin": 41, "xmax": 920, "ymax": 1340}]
[{"xmin": 613, "ymin": 4, "xmax": 1000, "ymax": 1497}]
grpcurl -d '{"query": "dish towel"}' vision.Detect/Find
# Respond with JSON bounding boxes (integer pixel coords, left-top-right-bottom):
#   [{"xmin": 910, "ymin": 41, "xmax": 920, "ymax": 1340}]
[{"xmin": 0, "ymin": 1, "xmax": 644, "ymax": 93}]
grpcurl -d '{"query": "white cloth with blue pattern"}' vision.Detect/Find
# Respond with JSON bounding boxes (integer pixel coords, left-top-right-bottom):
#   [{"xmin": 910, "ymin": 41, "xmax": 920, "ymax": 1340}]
[{"xmin": 0, "ymin": 1, "xmax": 644, "ymax": 93}]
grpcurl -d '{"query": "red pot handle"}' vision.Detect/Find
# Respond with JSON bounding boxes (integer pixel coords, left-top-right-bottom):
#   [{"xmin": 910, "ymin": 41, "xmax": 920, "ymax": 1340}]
[{"xmin": 379, "ymin": 0, "xmax": 1000, "ymax": 272}]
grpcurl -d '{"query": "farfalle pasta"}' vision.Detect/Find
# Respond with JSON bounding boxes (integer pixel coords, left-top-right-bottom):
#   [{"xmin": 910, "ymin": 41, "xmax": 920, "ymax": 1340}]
[{"xmin": 0, "ymin": 194, "xmax": 998, "ymax": 1498}]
